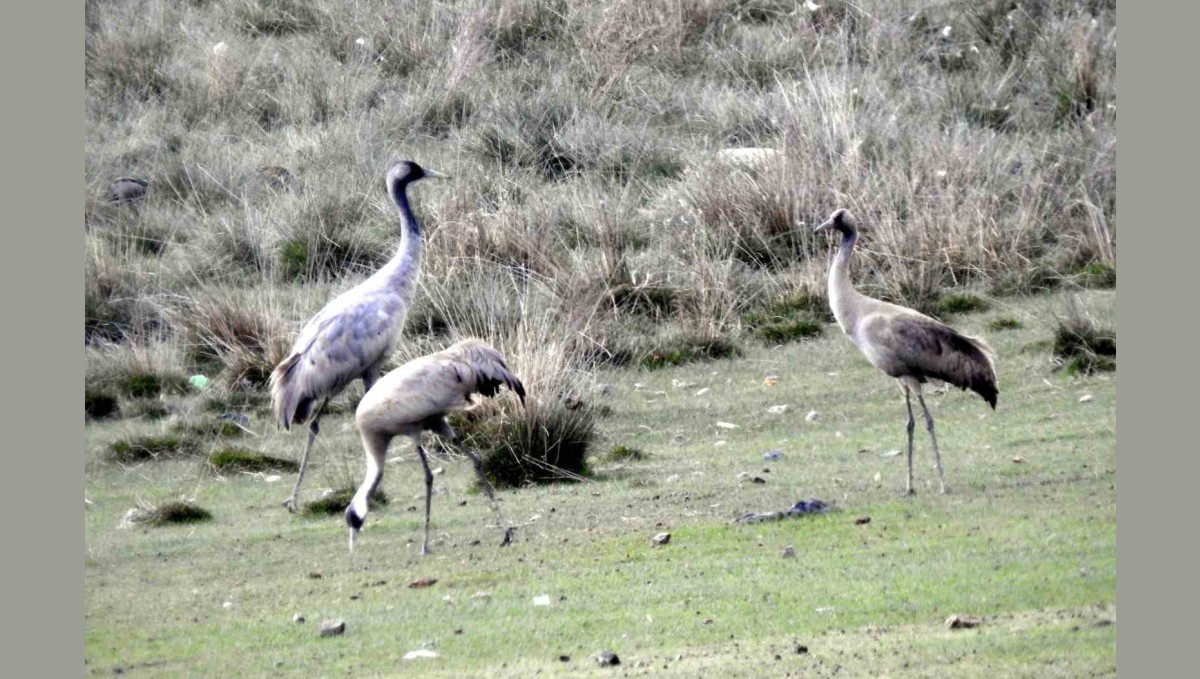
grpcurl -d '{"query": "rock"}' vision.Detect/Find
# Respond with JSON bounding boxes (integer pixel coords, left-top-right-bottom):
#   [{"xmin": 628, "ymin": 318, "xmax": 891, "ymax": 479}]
[
  {"xmin": 796, "ymin": 644, "xmax": 809, "ymax": 654},
  {"xmin": 533, "ymin": 595, "xmax": 552, "ymax": 606},
  {"xmin": 651, "ymin": 532, "xmax": 671, "ymax": 546},
  {"xmin": 595, "ymin": 650, "xmax": 621, "ymax": 667},
  {"xmin": 945, "ymin": 614, "xmax": 982, "ymax": 629},
  {"xmin": 695, "ymin": 387, "xmax": 712, "ymax": 397},
  {"xmin": 880, "ymin": 449, "xmax": 901, "ymax": 458},
  {"xmin": 107, "ymin": 177, "xmax": 149, "ymax": 205},
  {"xmin": 763, "ymin": 450, "xmax": 784, "ymax": 461},
  {"xmin": 408, "ymin": 578, "xmax": 438, "ymax": 589},
  {"xmin": 319, "ymin": 619, "xmax": 346, "ymax": 637},
  {"xmin": 431, "ymin": 467, "xmax": 444, "ymax": 476},
  {"xmin": 222, "ymin": 601, "xmax": 233, "ymax": 610},
  {"xmin": 716, "ymin": 422, "xmax": 739, "ymax": 429},
  {"xmin": 1012, "ymin": 456, "xmax": 1025, "ymax": 463},
  {"xmin": 665, "ymin": 474, "xmax": 682, "ymax": 483},
  {"xmin": 854, "ymin": 516, "xmax": 871, "ymax": 525},
  {"xmin": 292, "ymin": 613, "xmax": 305, "ymax": 624},
  {"xmin": 264, "ymin": 475, "xmax": 281, "ymax": 483},
  {"xmin": 767, "ymin": 405, "xmax": 789, "ymax": 415},
  {"xmin": 805, "ymin": 410, "xmax": 819, "ymax": 423},
  {"xmin": 751, "ymin": 477, "xmax": 766, "ymax": 484},
  {"xmin": 1079, "ymin": 394, "xmax": 1094, "ymax": 403},
  {"xmin": 763, "ymin": 375, "xmax": 778, "ymax": 386},
  {"xmin": 402, "ymin": 649, "xmax": 438, "ymax": 660},
  {"xmin": 672, "ymin": 434, "xmax": 688, "ymax": 446},
  {"xmin": 781, "ymin": 545, "xmax": 796, "ymax": 558},
  {"xmin": 558, "ymin": 655, "xmax": 571, "ymax": 662},
  {"xmin": 672, "ymin": 379, "xmax": 696, "ymax": 389},
  {"xmin": 216, "ymin": 412, "xmax": 248, "ymax": 427}
]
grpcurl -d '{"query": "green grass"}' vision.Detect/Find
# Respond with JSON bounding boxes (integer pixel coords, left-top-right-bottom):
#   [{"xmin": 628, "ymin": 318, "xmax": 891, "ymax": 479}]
[
  {"xmin": 85, "ymin": 291, "xmax": 1116, "ymax": 676},
  {"xmin": 207, "ymin": 448, "xmax": 299, "ymax": 474}
]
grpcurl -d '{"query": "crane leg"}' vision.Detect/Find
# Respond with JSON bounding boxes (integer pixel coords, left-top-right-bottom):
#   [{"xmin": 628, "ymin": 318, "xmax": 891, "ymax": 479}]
[
  {"xmin": 432, "ymin": 418, "xmax": 514, "ymax": 547},
  {"xmin": 916, "ymin": 393, "xmax": 947, "ymax": 494},
  {"xmin": 903, "ymin": 386, "xmax": 916, "ymax": 496},
  {"xmin": 283, "ymin": 398, "xmax": 328, "ymax": 513},
  {"xmin": 415, "ymin": 442, "xmax": 435, "ymax": 556}
]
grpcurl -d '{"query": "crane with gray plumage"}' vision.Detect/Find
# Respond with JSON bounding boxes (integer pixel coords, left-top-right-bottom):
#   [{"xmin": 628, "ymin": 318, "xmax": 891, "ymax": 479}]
[
  {"xmin": 814, "ymin": 209, "xmax": 997, "ymax": 495},
  {"xmin": 270, "ymin": 160, "xmax": 447, "ymax": 513},
  {"xmin": 347, "ymin": 338, "xmax": 525, "ymax": 553}
]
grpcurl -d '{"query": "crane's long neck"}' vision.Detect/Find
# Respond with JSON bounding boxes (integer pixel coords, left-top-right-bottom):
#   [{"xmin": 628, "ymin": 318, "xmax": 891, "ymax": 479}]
[
  {"xmin": 378, "ymin": 179, "xmax": 424, "ymax": 293},
  {"xmin": 827, "ymin": 230, "xmax": 862, "ymax": 334}
]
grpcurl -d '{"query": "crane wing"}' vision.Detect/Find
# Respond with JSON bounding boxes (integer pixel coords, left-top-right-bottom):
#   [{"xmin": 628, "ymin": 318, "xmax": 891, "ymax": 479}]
[
  {"xmin": 870, "ymin": 315, "xmax": 998, "ymax": 409},
  {"xmin": 270, "ymin": 290, "xmax": 410, "ymax": 428}
]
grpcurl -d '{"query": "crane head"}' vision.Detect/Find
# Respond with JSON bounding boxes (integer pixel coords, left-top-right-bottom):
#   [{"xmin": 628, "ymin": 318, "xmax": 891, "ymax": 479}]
[
  {"xmin": 813, "ymin": 208, "xmax": 857, "ymax": 236},
  {"xmin": 387, "ymin": 160, "xmax": 451, "ymax": 186}
]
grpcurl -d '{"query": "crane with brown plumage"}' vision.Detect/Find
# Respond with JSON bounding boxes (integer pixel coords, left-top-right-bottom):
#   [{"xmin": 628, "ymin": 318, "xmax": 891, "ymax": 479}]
[
  {"xmin": 270, "ymin": 160, "xmax": 447, "ymax": 513},
  {"xmin": 814, "ymin": 209, "xmax": 997, "ymax": 495},
  {"xmin": 347, "ymin": 338, "xmax": 525, "ymax": 553}
]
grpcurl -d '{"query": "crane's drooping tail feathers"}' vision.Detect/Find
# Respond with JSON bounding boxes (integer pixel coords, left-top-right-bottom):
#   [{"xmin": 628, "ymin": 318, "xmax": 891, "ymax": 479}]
[
  {"xmin": 936, "ymin": 329, "xmax": 998, "ymax": 409},
  {"xmin": 444, "ymin": 339, "xmax": 527, "ymax": 405},
  {"xmin": 270, "ymin": 352, "xmax": 310, "ymax": 430}
]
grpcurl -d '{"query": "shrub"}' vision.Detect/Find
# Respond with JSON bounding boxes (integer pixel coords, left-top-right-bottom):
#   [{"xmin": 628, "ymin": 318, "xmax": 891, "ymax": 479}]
[
  {"xmin": 753, "ymin": 318, "xmax": 823, "ymax": 344},
  {"xmin": 123, "ymin": 501, "xmax": 213, "ymax": 526},
  {"xmin": 640, "ymin": 334, "xmax": 741, "ymax": 370},
  {"xmin": 1075, "ymin": 262, "xmax": 1116, "ymax": 289},
  {"xmin": 605, "ymin": 444, "xmax": 647, "ymax": 462}
]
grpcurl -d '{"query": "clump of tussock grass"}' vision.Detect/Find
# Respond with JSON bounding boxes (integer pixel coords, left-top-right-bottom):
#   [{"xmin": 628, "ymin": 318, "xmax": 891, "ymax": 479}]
[
  {"xmin": 207, "ymin": 448, "xmax": 298, "ymax": 474},
  {"xmin": 987, "ymin": 317, "xmax": 1024, "ymax": 332},
  {"xmin": 84, "ymin": 244, "xmax": 166, "ymax": 343},
  {"xmin": 1073, "ymin": 262, "xmax": 1116, "ymax": 289},
  {"xmin": 85, "ymin": 389, "xmax": 120, "ymax": 420},
  {"xmin": 201, "ymin": 390, "xmax": 269, "ymax": 415},
  {"xmin": 85, "ymin": 31, "xmax": 175, "ymax": 101},
  {"xmin": 743, "ymin": 291, "xmax": 830, "ymax": 344},
  {"xmin": 122, "ymin": 500, "xmax": 213, "ymax": 527},
  {"xmin": 120, "ymin": 399, "xmax": 173, "ymax": 421},
  {"xmin": 936, "ymin": 293, "xmax": 991, "ymax": 316},
  {"xmin": 751, "ymin": 317, "xmax": 823, "ymax": 344},
  {"xmin": 234, "ymin": 0, "xmax": 324, "ymax": 38},
  {"xmin": 1052, "ymin": 306, "xmax": 1116, "ymax": 375},
  {"xmin": 169, "ymin": 419, "xmax": 247, "ymax": 439},
  {"xmin": 276, "ymin": 195, "xmax": 387, "ymax": 282},
  {"xmin": 116, "ymin": 371, "xmax": 190, "ymax": 399},
  {"xmin": 639, "ymin": 332, "xmax": 741, "ymax": 370},
  {"xmin": 604, "ymin": 444, "xmax": 647, "ymax": 462},
  {"xmin": 173, "ymin": 293, "xmax": 292, "ymax": 388},
  {"xmin": 304, "ymin": 488, "xmax": 388, "ymax": 516},
  {"xmin": 106, "ymin": 434, "xmax": 200, "ymax": 463}
]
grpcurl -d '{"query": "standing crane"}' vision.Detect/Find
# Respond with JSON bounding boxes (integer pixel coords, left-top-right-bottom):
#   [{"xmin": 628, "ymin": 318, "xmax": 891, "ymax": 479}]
[
  {"xmin": 270, "ymin": 160, "xmax": 446, "ymax": 512},
  {"xmin": 814, "ymin": 209, "xmax": 997, "ymax": 494},
  {"xmin": 347, "ymin": 338, "xmax": 526, "ymax": 553}
]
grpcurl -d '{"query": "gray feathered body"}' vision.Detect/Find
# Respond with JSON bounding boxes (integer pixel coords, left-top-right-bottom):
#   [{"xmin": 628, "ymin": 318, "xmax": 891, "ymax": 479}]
[
  {"xmin": 827, "ymin": 226, "xmax": 997, "ymax": 409},
  {"xmin": 356, "ymin": 338, "xmax": 526, "ymax": 439}
]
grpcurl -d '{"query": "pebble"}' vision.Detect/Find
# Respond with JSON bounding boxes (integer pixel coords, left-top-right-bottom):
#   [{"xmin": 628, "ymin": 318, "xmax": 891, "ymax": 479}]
[
  {"xmin": 319, "ymin": 620, "xmax": 346, "ymax": 637},
  {"xmin": 595, "ymin": 651, "xmax": 621, "ymax": 667},
  {"xmin": 767, "ymin": 405, "xmax": 789, "ymax": 415},
  {"xmin": 292, "ymin": 613, "xmax": 305, "ymax": 624},
  {"xmin": 716, "ymin": 422, "xmax": 739, "ymax": 429},
  {"xmin": 763, "ymin": 450, "xmax": 784, "ymax": 461},
  {"xmin": 805, "ymin": 410, "xmax": 819, "ymax": 422},
  {"xmin": 1079, "ymin": 394, "xmax": 1094, "ymax": 403},
  {"xmin": 402, "ymin": 650, "xmax": 438, "ymax": 660},
  {"xmin": 533, "ymin": 595, "xmax": 552, "ymax": 606},
  {"xmin": 695, "ymin": 387, "xmax": 712, "ymax": 397},
  {"xmin": 651, "ymin": 532, "xmax": 671, "ymax": 546},
  {"xmin": 781, "ymin": 545, "xmax": 796, "ymax": 558}
]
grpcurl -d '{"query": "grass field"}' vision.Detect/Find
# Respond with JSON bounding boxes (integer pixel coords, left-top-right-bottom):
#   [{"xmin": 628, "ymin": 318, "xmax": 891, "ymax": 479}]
[{"xmin": 84, "ymin": 289, "xmax": 1115, "ymax": 676}]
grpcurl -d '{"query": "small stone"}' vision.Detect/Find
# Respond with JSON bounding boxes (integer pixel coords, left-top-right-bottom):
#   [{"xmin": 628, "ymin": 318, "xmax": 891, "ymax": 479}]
[
  {"xmin": 880, "ymin": 449, "xmax": 901, "ymax": 458},
  {"xmin": 805, "ymin": 410, "xmax": 819, "ymax": 423},
  {"xmin": 1012, "ymin": 456, "xmax": 1025, "ymax": 464},
  {"xmin": 763, "ymin": 375, "xmax": 778, "ymax": 386},
  {"xmin": 672, "ymin": 435, "xmax": 688, "ymax": 446},
  {"xmin": 767, "ymin": 405, "xmax": 789, "ymax": 415},
  {"xmin": 319, "ymin": 619, "xmax": 346, "ymax": 637},
  {"xmin": 308, "ymin": 571, "xmax": 322, "ymax": 579},
  {"xmin": 695, "ymin": 387, "xmax": 712, "ymax": 397},
  {"xmin": 558, "ymin": 654, "xmax": 571, "ymax": 662},
  {"xmin": 222, "ymin": 601, "xmax": 233, "ymax": 610},
  {"xmin": 854, "ymin": 516, "xmax": 871, "ymax": 525},
  {"xmin": 1079, "ymin": 394, "xmax": 1094, "ymax": 403},
  {"xmin": 402, "ymin": 649, "xmax": 438, "ymax": 660},
  {"xmin": 292, "ymin": 613, "xmax": 305, "ymax": 624},
  {"xmin": 595, "ymin": 650, "xmax": 621, "ymax": 667},
  {"xmin": 470, "ymin": 591, "xmax": 491, "ymax": 599},
  {"xmin": 945, "ymin": 614, "xmax": 982, "ymax": 629},
  {"xmin": 873, "ymin": 471, "xmax": 882, "ymax": 482},
  {"xmin": 751, "ymin": 477, "xmax": 767, "ymax": 484},
  {"xmin": 716, "ymin": 422, "xmax": 739, "ymax": 429},
  {"xmin": 274, "ymin": 660, "xmax": 284, "ymax": 668},
  {"xmin": 781, "ymin": 545, "xmax": 796, "ymax": 558},
  {"xmin": 666, "ymin": 474, "xmax": 682, "ymax": 483},
  {"xmin": 652, "ymin": 532, "xmax": 671, "ymax": 546},
  {"xmin": 763, "ymin": 450, "xmax": 784, "ymax": 461},
  {"xmin": 264, "ymin": 475, "xmax": 281, "ymax": 483},
  {"xmin": 431, "ymin": 467, "xmax": 445, "ymax": 476},
  {"xmin": 796, "ymin": 644, "xmax": 809, "ymax": 654},
  {"xmin": 409, "ymin": 578, "xmax": 438, "ymax": 589},
  {"xmin": 533, "ymin": 595, "xmax": 552, "ymax": 606}
]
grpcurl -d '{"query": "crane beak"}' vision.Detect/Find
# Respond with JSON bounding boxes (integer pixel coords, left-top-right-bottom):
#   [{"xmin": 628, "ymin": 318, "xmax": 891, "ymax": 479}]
[
  {"xmin": 348, "ymin": 527, "xmax": 358, "ymax": 553},
  {"xmin": 813, "ymin": 218, "xmax": 835, "ymax": 234},
  {"xmin": 424, "ymin": 169, "xmax": 451, "ymax": 180}
]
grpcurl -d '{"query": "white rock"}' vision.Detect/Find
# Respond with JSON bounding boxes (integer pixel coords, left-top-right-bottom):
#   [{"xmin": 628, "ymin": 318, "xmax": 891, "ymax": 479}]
[
  {"xmin": 431, "ymin": 467, "xmax": 445, "ymax": 476},
  {"xmin": 805, "ymin": 410, "xmax": 819, "ymax": 422},
  {"xmin": 695, "ymin": 387, "xmax": 712, "ymax": 397},
  {"xmin": 880, "ymin": 450, "xmax": 901, "ymax": 458},
  {"xmin": 403, "ymin": 650, "xmax": 438, "ymax": 660},
  {"xmin": 264, "ymin": 475, "xmax": 281, "ymax": 483},
  {"xmin": 767, "ymin": 405, "xmax": 789, "ymax": 415},
  {"xmin": 212, "ymin": 42, "xmax": 228, "ymax": 56},
  {"xmin": 222, "ymin": 601, "xmax": 233, "ymax": 609},
  {"xmin": 1079, "ymin": 394, "xmax": 1094, "ymax": 403},
  {"xmin": 716, "ymin": 422, "xmax": 739, "ymax": 429},
  {"xmin": 715, "ymin": 440, "xmax": 728, "ymax": 447},
  {"xmin": 533, "ymin": 595, "xmax": 552, "ymax": 606},
  {"xmin": 665, "ymin": 474, "xmax": 682, "ymax": 483}
]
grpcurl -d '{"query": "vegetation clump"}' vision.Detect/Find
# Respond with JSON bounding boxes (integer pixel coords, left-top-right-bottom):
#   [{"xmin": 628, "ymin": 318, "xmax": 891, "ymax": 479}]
[{"xmin": 208, "ymin": 448, "xmax": 299, "ymax": 473}]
